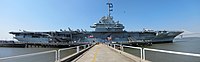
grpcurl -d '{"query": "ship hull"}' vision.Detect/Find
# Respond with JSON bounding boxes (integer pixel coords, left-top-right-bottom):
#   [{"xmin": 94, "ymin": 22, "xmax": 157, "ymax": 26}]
[
  {"xmin": 89, "ymin": 31, "xmax": 183, "ymax": 43},
  {"xmin": 151, "ymin": 31, "xmax": 183, "ymax": 43},
  {"xmin": 10, "ymin": 31, "xmax": 183, "ymax": 44}
]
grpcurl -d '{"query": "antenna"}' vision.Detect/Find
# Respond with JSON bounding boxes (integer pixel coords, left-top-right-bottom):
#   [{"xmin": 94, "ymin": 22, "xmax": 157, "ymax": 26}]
[{"xmin": 107, "ymin": 0, "xmax": 113, "ymax": 17}]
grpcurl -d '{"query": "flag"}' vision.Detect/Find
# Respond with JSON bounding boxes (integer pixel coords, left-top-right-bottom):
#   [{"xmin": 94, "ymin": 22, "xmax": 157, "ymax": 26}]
[{"xmin": 88, "ymin": 35, "xmax": 94, "ymax": 38}]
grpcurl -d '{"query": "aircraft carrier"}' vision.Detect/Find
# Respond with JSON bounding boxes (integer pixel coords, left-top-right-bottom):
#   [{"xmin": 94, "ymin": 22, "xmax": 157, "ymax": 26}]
[{"xmin": 9, "ymin": 1, "xmax": 183, "ymax": 45}]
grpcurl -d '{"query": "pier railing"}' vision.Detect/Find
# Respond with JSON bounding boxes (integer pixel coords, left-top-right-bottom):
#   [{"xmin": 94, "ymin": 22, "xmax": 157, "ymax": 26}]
[
  {"xmin": 0, "ymin": 44, "xmax": 92, "ymax": 62},
  {"xmin": 0, "ymin": 50, "xmax": 57, "ymax": 62},
  {"xmin": 58, "ymin": 44, "xmax": 92, "ymax": 62},
  {"xmin": 109, "ymin": 44, "xmax": 200, "ymax": 61}
]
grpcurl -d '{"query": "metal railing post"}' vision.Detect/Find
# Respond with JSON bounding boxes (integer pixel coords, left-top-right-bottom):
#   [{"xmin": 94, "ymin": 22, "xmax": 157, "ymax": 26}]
[
  {"xmin": 87, "ymin": 44, "xmax": 90, "ymax": 47},
  {"xmin": 57, "ymin": 50, "xmax": 61, "ymax": 62},
  {"xmin": 120, "ymin": 45, "xmax": 124, "ymax": 51},
  {"xmin": 55, "ymin": 50, "xmax": 58, "ymax": 62},
  {"xmin": 84, "ymin": 45, "xmax": 86, "ymax": 49},
  {"xmin": 114, "ymin": 44, "xmax": 116, "ymax": 49},
  {"xmin": 76, "ymin": 46, "xmax": 80, "ymax": 53},
  {"xmin": 140, "ymin": 48, "xmax": 143, "ymax": 60},
  {"xmin": 142, "ymin": 48, "xmax": 145, "ymax": 60}
]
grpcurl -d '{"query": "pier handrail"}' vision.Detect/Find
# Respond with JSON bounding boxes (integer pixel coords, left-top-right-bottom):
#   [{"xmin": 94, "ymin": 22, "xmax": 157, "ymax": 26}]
[
  {"xmin": 59, "ymin": 44, "xmax": 93, "ymax": 62},
  {"xmin": 0, "ymin": 44, "xmax": 92, "ymax": 62},
  {"xmin": 123, "ymin": 45, "xmax": 142, "ymax": 49},
  {"xmin": 58, "ymin": 46, "xmax": 77, "ymax": 51},
  {"xmin": 123, "ymin": 45, "xmax": 143, "ymax": 60},
  {"xmin": 57, "ymin": 46, "xmax": 78, "ymax": 62},
  {"xmin": 109, "ymin": 44, "xmax": 200, "ymax": 61},
  {"xmin": 143, "ymin": 48, "xmax": 200, "ymax": 60},
  {"xmin": 0, "ymin": 50, "xmax": 57, "ymax": 61}
]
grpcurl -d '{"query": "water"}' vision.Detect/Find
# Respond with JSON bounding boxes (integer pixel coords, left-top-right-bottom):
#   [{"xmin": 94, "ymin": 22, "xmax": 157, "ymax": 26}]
[
  {"xmin": 0, "ymin": 37, "xmax": 200, "ymax": 62},
  {"xmin": 124, "ymin": 37, "xmax": 200, "ymax": 62}
]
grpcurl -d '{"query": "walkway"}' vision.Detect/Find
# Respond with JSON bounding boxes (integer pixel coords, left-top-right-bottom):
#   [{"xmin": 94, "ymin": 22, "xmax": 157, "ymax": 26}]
[{"xmin": 74, "ymin": 44, "xmax": 147, "ymax": 62}]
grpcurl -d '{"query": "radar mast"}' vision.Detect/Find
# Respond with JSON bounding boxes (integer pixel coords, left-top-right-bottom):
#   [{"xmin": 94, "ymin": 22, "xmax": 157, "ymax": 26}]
[{"xmin": 107, "ymin": 0, "xmax": 113, "ymax": 17}]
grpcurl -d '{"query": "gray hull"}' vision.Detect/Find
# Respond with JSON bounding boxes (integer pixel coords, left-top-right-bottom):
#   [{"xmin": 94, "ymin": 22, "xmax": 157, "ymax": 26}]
[
  {"xmin": 151, "ymin": 31, "xmax": 183, "ymax": 43},
  {"xmin": 89, "ymin": 31, "xmax": 183, "ymax": 43}
]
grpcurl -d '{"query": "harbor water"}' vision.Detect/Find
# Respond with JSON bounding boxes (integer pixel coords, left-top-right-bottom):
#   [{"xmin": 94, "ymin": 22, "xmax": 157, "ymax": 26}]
[{"xmin": 0, "ymin": 37, "xmax": 200, "ymax": 62}]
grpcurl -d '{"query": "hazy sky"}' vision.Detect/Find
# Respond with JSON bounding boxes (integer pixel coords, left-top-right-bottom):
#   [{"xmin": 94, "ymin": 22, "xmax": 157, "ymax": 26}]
[{"xmin": 0, "ymin": 0, "xmax": 200, "ymax": 40}]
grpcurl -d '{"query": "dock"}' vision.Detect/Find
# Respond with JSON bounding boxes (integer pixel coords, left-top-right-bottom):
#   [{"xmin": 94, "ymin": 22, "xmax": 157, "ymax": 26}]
[
  {"xmin": 0, "ymin": 41, "xmax": 89, "ymax": 48},
  {"xmin": 70, "ymin": 44, "xmax": 149, "ymax": 62}
]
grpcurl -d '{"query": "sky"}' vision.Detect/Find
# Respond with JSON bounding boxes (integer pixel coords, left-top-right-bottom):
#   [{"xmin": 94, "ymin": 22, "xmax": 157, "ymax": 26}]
[{"xmin": 0, "ymin": 0, "xmax": 200, "ymax": 40}]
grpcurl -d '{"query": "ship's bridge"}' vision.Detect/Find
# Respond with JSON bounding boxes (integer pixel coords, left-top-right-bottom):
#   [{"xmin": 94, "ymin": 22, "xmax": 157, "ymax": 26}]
[
  {"xmin": 90, "ymin": 0, "xmax": 125, "ymax": 32},
  {"xmin": 90, "ymin": 16, "xmax": 125, "ymax": 32}
]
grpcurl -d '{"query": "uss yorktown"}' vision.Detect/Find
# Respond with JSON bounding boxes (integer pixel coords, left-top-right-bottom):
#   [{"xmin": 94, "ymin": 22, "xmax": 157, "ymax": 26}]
[{"xmin": 9, "ymin": 1, "xmax": 183, "ymax": 45}]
